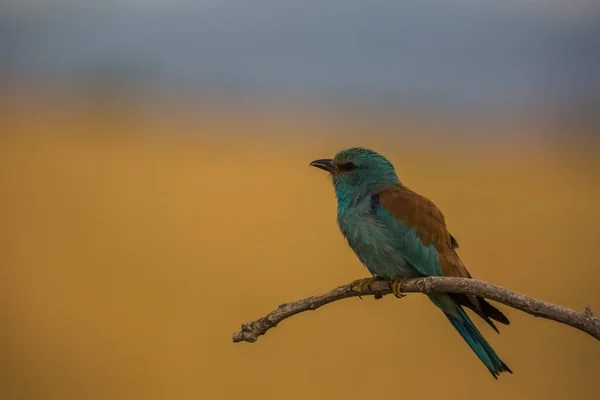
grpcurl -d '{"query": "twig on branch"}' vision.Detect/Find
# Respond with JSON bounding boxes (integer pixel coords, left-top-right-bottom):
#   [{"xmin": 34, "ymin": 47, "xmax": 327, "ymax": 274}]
[{"xmin": 232, "ymin": 277, "xmax": 600, "ymax": 343}]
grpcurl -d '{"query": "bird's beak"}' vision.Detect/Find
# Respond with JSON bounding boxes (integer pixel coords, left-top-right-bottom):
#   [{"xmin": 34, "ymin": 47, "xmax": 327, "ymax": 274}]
[{"xmin": 309, "ymin": 159, "xmax": 337, "ymax": 174}]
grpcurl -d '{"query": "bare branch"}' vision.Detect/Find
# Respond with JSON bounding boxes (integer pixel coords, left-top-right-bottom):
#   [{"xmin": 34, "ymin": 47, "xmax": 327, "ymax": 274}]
[{"xmin": 232, "ymin": 277, "xmax": 600, "ymax": 343}]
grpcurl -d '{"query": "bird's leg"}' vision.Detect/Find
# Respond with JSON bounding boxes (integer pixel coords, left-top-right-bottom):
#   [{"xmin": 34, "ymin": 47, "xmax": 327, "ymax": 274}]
[{"xmin": 391, "ymin": 278, "xmax": 407, "ymax": 299}]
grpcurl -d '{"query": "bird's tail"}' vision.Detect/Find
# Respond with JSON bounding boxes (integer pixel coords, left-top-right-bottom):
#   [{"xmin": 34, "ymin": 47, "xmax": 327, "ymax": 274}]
[{"xmin": 444, "ymin": 306, "xmax": 512, "ymax": 379}]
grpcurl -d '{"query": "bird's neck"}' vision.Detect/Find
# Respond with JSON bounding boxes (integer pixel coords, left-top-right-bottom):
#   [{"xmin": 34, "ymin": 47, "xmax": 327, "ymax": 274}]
[{"xmin": 334, "ymin": 179, "xmax": 399, "ymax": 214}]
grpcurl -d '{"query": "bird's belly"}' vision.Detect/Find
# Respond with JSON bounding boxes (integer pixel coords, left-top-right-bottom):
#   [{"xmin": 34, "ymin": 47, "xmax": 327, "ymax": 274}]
[{"xmin": 340, "ymin": 215, "xmax": 420, "ymax": 279}]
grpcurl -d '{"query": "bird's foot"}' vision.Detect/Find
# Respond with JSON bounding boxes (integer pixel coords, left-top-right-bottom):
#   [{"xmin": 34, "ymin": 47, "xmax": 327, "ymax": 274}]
[
  {"xmin": 390, "ymin": 278, "xmax": 407, "ymax": 299},
  {"xmin": 351, "ymin": 277, "xmax": 378, "ymax": 299}
]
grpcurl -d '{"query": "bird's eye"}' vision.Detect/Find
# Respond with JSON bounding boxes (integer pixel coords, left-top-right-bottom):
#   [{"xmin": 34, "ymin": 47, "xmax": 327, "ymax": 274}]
[{"xmin": 339, "ymin": 162, "xmax": 357, "ymax": 172}]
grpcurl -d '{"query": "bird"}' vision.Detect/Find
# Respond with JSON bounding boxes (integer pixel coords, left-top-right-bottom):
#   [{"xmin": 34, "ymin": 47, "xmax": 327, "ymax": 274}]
[{"xmin": 309, "ymin": 147, "xmax": 512, "ymax": 379}]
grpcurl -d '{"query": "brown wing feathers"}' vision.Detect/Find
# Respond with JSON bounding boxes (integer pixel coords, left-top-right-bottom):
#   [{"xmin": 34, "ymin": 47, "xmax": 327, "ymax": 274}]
[
  {"xmin": 378, "ymin": 185, "xmax": 469, "ymax": 278},
  {"xmin": 379, "ymin": 185, "xmax": 509, "ymax": 331}
]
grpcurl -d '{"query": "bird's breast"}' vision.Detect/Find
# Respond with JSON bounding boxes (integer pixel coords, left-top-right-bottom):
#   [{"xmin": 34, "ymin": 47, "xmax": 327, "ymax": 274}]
[{"xmin": 337, "ymin": 202, "xmax": 415, "ymax": 279}]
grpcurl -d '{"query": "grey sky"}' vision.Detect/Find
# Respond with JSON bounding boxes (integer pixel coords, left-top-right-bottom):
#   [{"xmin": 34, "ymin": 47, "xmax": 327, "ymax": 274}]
[{"xmin": 2, "ymin": 1, "xmax": 599, "ymax": 115}]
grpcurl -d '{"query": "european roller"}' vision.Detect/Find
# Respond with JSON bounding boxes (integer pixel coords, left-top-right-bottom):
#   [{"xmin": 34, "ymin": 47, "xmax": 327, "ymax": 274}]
[{"xmin": 310, "ymin": 147, "xmax": 512, "ymax": 378}]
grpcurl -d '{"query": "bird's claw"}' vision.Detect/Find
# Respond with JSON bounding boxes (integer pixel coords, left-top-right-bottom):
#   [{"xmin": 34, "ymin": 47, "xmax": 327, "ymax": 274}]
[
  {"xmin": 391, "ymin": 278, "xmax": 407, "ymax": 298},
  {"xmin": 351, "ymin": 277, "xmax": 378, "ymax": 299}
]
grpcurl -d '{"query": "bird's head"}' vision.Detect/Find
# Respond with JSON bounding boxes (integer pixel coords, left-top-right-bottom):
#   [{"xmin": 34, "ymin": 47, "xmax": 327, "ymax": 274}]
[{"xmin": 310, "ymin": 147, "xmax": 400, "ymax": 203}]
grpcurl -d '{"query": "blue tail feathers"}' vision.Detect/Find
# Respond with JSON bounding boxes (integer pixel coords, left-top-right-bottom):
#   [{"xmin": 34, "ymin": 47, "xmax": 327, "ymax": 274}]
[{"xmin": 445, "ymin": 307, "xmax": 512, "ymax": 379}]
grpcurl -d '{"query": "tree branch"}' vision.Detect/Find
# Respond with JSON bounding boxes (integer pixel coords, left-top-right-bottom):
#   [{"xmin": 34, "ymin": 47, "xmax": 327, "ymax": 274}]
[{"xmin": 232, "ymin": 277, "xmax": 600, "ymax": 343}]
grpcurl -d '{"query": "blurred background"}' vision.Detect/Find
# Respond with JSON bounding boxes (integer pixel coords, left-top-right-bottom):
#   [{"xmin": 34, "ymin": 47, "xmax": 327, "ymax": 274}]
[{"xmin": 1, "ymin": 1, "xmax": 599, "ymax": 399}]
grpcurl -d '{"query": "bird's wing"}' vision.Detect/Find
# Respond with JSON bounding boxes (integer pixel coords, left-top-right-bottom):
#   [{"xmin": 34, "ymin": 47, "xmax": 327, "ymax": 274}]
[
  {"xmin": 450, "ymin": 234, "xmax": 460, "ymax": 249},
  {"xmin": 377, "ymin": 184, "xmax": 470, "ymax": 279},
  {"xmin": 376, "ymin": 184, "xmax": 510, "ymax": 330}
]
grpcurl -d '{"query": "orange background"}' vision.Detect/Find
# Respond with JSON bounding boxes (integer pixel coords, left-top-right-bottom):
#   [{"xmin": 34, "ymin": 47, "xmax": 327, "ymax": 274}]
[{"xmin": 1, "ymin": 91, "xmax": 599, "ymax": 399}]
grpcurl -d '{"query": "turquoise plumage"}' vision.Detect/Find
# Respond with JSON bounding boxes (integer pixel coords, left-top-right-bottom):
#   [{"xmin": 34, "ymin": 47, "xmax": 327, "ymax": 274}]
[{"xmin": 310, "ymin": 147, "xmax": 512, "ymax": 378}]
